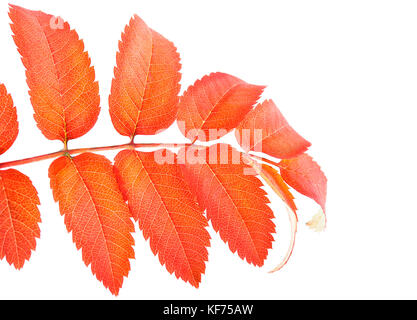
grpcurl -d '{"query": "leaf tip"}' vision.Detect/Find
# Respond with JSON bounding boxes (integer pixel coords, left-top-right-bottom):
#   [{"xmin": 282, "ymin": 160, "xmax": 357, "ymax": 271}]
[{"xmin": 306, "ymin": 208, "xmax": 327, "ymax": 232}]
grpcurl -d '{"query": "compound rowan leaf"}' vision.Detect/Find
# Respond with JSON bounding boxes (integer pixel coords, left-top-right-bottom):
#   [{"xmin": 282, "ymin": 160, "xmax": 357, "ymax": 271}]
[
  {"xmin": 279, "ymin": 154, "xmax": 327, "ymax": 213},
  {"xmin": 49, "ymin": 153, "xmax": 135, "ymax": 295},
  {"xmin": 1, "ymin": 5, "xmax": 328, "ymax": 295},
  {"xmin": 9, "ymin": 5, "xmax": 100, "ymax": 142},
  {"xmin": 0, "ymin": 169, "xmax": 41, "ymax": 269},
  {"xmin": 179, "ymin": 144, "xmax": 275, "ymax": 266},
  {"xmin": 0, "ymin": 84, "xmax": 18, "ymax": 155},
  {"xmin": 177, "ymin": 73, "xmax": 265, "ymax": 142},
  {"xmin": 109, "ymin": 15, "xmax": 181, "ymax": 137},
  {"xmin": 114, "ymin": 149, "xmax": 210, "ymax": 287},
  {"xmin": 236, "ymin": 100, "xmax": 310, "ymax": 159}
]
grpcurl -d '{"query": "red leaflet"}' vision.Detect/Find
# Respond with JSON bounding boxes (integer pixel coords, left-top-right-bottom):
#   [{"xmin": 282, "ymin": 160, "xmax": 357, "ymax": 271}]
[
  {"xmin": 236, "ymin": 100, "xmax": 311, "ymax": 159},
  {"xmin": 279, "ymin": 154, "xmax": 327, "ymax": 213},
  {"xmin": 179, "ymin": 144, "xmax": 275, "ymax": 266},
  {"xmin": 109, "ymin": 15, "xmax": 181, "ymax": 137},
  {"xmin": 277, "ymin": 153, "xmax": 327, "ymax": 264},
  {"xmin": 0, "ymin": 169, "xmax": 41, "ymax": 269},
  {"xmin": 9, "ymin": 5, "xmax": 100, "ymax": 142},
  {"xmin": 0, "ymin": 84, "xmax": 41, "ymax": 270},
  {"xmin": 49, "ymin": 153, "xmax": 135, "ymax": 295},
  {"xmin": 114, "ymin": 149, "xmax": 210, "ymax": 287},
  {"xmin": 0, "ymin": 84, "xmax": 18, "ymax": 155},
  {"xmin": 177, "ymin": 73, "xmax": 265, "ymax": 142}
]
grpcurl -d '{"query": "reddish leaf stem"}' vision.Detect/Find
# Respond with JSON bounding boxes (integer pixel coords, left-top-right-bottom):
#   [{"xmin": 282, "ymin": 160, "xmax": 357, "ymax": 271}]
[{"xmin": 0, "ymin": 142, "xmax": 191, "ymax": 169}]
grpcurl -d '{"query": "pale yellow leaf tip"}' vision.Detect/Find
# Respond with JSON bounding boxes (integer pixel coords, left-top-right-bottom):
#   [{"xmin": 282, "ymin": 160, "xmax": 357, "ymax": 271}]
[{"xmin": 306, "ymin": 208, "xmax": 326, "ymax": 232}]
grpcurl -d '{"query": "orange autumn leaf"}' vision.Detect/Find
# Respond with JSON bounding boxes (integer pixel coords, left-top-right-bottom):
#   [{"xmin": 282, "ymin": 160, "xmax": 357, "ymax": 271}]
[
  {"xmin": 177, "ymin": 73, "xmax": 264, "ymax": 142},
  {"xmin": 109, "ymin": 15, "xmax": 181, "ymax": 137},
  {"xmin": 179, "ymin": 144, "xmax": 275, "ymax": 266},
  {"xmin": 114, "ymin": 149, "xmax": 210, "ymax": 287},
  {"xmin": 236, "ymin": 100, "xmax": 310, "ymax": 159},
  {"xmin": 279, "ymin": 153, "xmax": 327, "ymax": 213},
  {"xmin": 9, "ymin": 5, "xmax": 100, "ymax": 142},
  {"xmin": 0, "ymin": 84, "xmax": 18, "ymax": 155},
  {"xmin": 49, "ymin": 153, "xmax": 135, "ymax": 295},
  {"xmin": 0, "ymin": 169, "xmax": 41, "ymax": 269}
]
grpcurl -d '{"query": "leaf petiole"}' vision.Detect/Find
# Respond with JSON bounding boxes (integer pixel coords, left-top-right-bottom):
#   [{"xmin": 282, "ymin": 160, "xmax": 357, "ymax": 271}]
[{"xmin": 0, "ymin": 142, "xmax": 192, "ymax": 169}]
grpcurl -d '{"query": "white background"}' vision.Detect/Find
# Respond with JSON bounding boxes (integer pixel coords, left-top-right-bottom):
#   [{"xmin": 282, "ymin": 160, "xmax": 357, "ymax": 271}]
[{"xmin": 0, "ymin": 0, "xmax": 416, "ymax": 300}]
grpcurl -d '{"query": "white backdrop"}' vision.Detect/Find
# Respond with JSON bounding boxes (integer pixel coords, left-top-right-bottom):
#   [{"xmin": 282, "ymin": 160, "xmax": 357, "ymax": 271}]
[{"xmin": 0, "ymin": 0, "xmax": 416, "ymax": 299}]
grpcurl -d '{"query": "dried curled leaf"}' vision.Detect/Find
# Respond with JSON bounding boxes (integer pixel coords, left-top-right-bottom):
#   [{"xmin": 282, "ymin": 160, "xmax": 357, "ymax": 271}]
[
  {"xmin": 177, "ymin": 73, "xmax": 265, "ymax": 142},
  {"xmin": 0, "ymin": 84, "xmax": 18, "ymax": 155},
  {"xmin": 49, "ymin": 153, "xmax": 135, "ymax": 295},
  {"xmin": 260, "ymin": 163, "xmax": 297, "ymax": 213},
  {"xmin": 236, "ymin": 100, "xmax": 310, "ymax": 159},
  {"xmin": 179, "ymin": 144, "xmax": 275, "ymax": 266},
  {"xmin": 10, "ymin": 5, "xmax": 100, "ymax": 142},
  {"xmin": 246, "ymin": 157, "xmax": 297, "ymax": 215},
  {"xmin": 269, "ymin": 206, "xmax": 297, "ymax": 273},
  {"xmin": 0, "ymin": 169, "xmax": 41, "ymax": 269},
  {"xmin": 114, "ymin": 149, "xmax": 210, "ymax": 287},
  {"xmin": 109, "ymin": 15, "xmax": 181, "ymax": 137},
  {"xmin": 243, "ymin": 156, "xmax": 298, "ymax": 272}
]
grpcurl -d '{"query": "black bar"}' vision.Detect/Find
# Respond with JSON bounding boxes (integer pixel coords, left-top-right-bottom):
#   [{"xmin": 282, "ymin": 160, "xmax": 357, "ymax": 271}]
[{"xmin": 0, "ymin": 299, "xmax": 406, "ymax": 318}]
